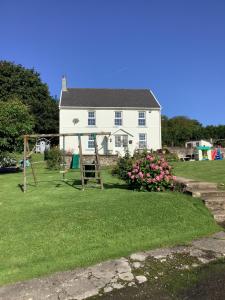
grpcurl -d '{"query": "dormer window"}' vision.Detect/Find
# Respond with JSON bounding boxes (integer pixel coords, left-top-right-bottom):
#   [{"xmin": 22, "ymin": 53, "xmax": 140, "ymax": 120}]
[
  {"xmin": 88, "ymin": 111, "xmax": 96, "ymax": 126},
  {"xmin": 114, "ymin": 111, "xmax": 122, "ymax": 126},
  {"xmin": 138, "ymin": 111, "xmax": 146, "ymax": 126}
]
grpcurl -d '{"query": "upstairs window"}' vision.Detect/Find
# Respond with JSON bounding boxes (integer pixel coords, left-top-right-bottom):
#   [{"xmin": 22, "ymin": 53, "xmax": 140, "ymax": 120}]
[
  {"xmin": 139, "ymin": 133, "xmax": 147, "ymax": 149},
  {"xmin": 88, "ymin": 134, "xmax": 95, "ymax": 148},
  {"xmin": 88, "ymin": 111, "xmax": 96, "ymax": 126},
  {"xmin": 114, "ymin": 111, "xmax": 122, "ymax": 126},
  {"xmin": 138, "ymin": 111, "xmax": 146, "ymax": 126}
]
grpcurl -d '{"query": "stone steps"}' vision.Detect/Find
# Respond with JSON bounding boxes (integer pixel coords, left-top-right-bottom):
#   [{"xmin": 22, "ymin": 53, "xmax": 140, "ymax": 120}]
[
  {"xmin": 204, "ymin": 199, "xmax": 225, "ymax": 211},
  {"xmin": 175, "ymin": 177, "xmax": 225, "ymax": 223},
  {"xmin": 175, "ymin": 177, "xmax": 218, "ymax": 192},
  {"xmin": 191, "ymin": 190, "xmax": 225, "ymax": 198},
  {"xmin": 210, "ymin": 209, "xmax": 225, "ymax": 222}
]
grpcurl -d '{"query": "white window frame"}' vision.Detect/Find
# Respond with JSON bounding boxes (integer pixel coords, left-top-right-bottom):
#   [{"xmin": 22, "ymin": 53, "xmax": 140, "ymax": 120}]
[
  {"xmin": 115, "ymin": 135, "xmax": 128, "ymax": 147},
  {"xmin": 114, "ymin": 111, "xmax": 122, "ymax": 126},
  {"xmin": 88, "ymin": 134, "xmax": 95, "ymax": 148},
  {"xmin": 138, "ymin": 111, "xmax": 146, "ymax": 126},
  {"xmin": 88, "ymin": 111, "xmax": 96, "ymax": 126},
  {"xmin": 139, "ymin": 133, "xmax": 147, "ymax": 149}
]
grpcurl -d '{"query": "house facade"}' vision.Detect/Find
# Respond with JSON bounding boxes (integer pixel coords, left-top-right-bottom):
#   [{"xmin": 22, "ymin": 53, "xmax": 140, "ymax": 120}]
[{"xmin": 59, "ymin": 77, "xmax": 162, "ymax": 156}]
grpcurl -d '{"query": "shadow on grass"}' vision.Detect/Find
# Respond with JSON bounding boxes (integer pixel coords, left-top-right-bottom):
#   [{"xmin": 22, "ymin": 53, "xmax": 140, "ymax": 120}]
[
  {"xmin": 17, "ymin": 178, "xmax": 129, "ymax": 192},
  {"xmin": 103, "ymin": 183, "xmax": 129, "ymax": 190},
  {"xmin": 63, "ymin": 179, "xmax": 83, "ymax": 190}
]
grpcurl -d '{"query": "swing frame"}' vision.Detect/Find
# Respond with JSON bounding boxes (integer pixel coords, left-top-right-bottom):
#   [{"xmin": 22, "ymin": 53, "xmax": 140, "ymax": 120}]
[{"xmin": 22, "ymin": 132, "xmax": 111, "ymax": 192}]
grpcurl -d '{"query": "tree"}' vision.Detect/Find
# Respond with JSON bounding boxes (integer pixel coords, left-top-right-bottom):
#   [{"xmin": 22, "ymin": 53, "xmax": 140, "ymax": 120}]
[
  {"xmin": 0, "ymin": 61, "xmax": 58, "ymax": 133},
  {"xmin": 162, "ymin": 116, "xmax": 203, "ymax": 147},
  {"xmin": 0, "ymin": 98, "xmax": 34, "ymax": 152}
]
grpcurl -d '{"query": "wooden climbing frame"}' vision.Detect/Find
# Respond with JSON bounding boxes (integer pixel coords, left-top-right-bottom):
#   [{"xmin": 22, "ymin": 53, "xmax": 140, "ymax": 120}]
[{"xmin": 22, "ymin": 132, "xmax": 111, "ymax": 192}]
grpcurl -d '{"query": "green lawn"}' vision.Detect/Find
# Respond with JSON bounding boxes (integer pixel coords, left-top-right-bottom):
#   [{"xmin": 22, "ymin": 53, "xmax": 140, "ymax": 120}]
[
  {"xmin": 173, "ymin": 159, "xmax": 225, "ymax": 185},
  {"xmin": 0, "ymin": 160, "xmax": 220, "ymax": 286}
]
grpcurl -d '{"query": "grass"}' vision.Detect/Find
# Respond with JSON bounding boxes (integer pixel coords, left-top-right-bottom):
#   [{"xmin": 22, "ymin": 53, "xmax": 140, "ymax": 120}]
[
  {"xmin": 0, "ymin": 157, "xmax": 220, "ymax": 286},
  {"xmin": 173, "ymin": 159, "xmax": 225, "ymax": 185}
]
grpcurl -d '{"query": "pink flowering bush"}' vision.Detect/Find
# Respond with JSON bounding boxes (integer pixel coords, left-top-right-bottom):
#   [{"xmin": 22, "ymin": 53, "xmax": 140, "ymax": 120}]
[{"xmin": 127, "ymin": 154, "xmax": 176, "ymax": 191}]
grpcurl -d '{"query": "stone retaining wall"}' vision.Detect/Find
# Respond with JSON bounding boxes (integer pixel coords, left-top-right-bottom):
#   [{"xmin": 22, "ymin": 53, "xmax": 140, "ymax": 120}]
[
  {"xmin": 65, "ymin": 154, "xmax": 119, "ymax": 168},
  {"xmin": 167, "ymin": 147, "xmax": 225, "ymax": 159}
]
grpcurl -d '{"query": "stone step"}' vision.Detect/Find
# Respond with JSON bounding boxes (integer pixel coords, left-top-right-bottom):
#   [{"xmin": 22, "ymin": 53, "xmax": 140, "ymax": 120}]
[
  {"xmin": 213, "ymin": 213, "xmax": 225, "ymax": 223},
  {"xmin": 175, "ymin": 177, "xmax": 218, "ymax": 191},
  {"xmin": 186, "ymin": 182, "xmax": 218, "ymax": 191},
  {"xmin": 203, "ymin": 195, "xmax": 225, "ymax": 201},
  {"xmin": 204, "ymin": 199, "xmax": 225, "ymax": 211},
  {"xmin": 191, "ymin": 190, "xmax": 225, "ymax": 198}
]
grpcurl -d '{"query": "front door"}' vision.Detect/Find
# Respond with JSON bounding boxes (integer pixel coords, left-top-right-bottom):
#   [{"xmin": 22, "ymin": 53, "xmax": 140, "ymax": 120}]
[{"xmin": 115, "ymin": 134, "xmax": 128, "ymax": 156}]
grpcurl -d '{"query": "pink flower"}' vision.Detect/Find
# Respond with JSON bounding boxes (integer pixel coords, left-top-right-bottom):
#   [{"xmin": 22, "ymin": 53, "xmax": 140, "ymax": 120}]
[
  {"xmin": 131, "ymin": 175, "xmax": 135, "ymax": 180},
  {"xmin": 138, "ymin": 172, "xmax": 144, "ymax": 179},
  {"xmin": 155, "ymin": 176, "xmax": 160, "ymax": 181},
  {"xmin": 150, "ymin": 163, "xmax": 156, "ymax": 170},
  {"xmin": 127, "ymin": 172, "xmax": 132, "ymax": 177}
]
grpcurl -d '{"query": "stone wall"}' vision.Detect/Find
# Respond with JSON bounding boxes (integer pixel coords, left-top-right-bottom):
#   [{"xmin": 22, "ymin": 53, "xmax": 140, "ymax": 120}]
[
  {"xmin": 167, "ymin": 147, "xmax": 225, "ymax": 159},
  {"xmin": 65, "ymin": 154, "xmax": 119, "ymax": 168},
  {"xmin": 167, "ymin": 147, "xmax": 193, "ymax": 159},
  {"xmin": 82, "ymin": 155, "xmax": 119, "ymax": 166}
]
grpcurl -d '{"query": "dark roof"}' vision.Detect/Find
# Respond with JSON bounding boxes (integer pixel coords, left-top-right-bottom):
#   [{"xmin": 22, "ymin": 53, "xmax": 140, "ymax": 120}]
[{"xmin": 60, "ymin": 88, "xmax": 160, "ymax": 108}]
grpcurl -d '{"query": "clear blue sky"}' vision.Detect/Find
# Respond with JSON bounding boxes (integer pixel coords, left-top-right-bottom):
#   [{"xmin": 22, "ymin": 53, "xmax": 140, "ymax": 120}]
[{"xmin": 0, "ymin": 0, "xmax": 224, "ymax": 125}]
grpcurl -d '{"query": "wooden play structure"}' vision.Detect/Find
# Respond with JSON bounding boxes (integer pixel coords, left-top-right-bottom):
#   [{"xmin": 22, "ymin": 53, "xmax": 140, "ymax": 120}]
[{"xmin": 22, "ymin": 132, "xmax": 111, "ymax": 192}]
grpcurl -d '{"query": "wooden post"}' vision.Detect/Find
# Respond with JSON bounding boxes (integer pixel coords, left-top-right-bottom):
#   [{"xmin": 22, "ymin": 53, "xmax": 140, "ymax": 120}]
[
  {"xmin": 62, "ymin": 135, "xmax": 66, "ymax": 180},
  {"xmin": 23, "ymin": 136, "xmax": 27, "ymax": 192},
  {"xmin": 26, "ymin": 140, "xmax": 37, "ymax": 185},
  {"xmin": 94, "ymin": 137, "xmax": 104, "ymax": 190},
  {"xmin": 78, "ymin": 135, "xmax": 85, "ymax": 190}
]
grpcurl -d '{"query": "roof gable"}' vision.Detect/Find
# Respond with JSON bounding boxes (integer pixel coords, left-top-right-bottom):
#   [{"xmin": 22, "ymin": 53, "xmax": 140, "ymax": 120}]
[{"xmin": 60, "ymin": 88, "xmax": 160, "ymax": 109}]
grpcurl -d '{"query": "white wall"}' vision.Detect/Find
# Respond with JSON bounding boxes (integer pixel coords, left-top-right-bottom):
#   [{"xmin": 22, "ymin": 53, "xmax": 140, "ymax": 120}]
[{"xmin": 59, "ymin": 108, "xmax": 161, "ymax": 155}]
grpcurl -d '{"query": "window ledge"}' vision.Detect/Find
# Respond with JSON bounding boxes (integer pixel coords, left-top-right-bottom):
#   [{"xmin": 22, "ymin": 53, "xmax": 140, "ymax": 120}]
[{"xmin": 86, "ymin": 126, "xmax": 97, "ymax": 128}]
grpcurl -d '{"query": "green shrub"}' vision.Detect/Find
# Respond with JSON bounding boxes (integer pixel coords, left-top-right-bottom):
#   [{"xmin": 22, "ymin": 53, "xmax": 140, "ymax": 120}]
[
  {"xmin": 0, "ymin": 152, "xmax": 17, "ymax": 168},
  {"xmin": 111, "ymin": 151, "xmax": 134, "ymax": 180},
  {"xmin": 45, "ymin": 147, "xmax": 63, "ymax": 170}
]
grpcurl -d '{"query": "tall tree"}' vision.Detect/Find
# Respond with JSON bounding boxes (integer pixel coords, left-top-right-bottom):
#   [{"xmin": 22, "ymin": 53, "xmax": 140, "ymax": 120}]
[
  {"xmin": 0, "ymin": 98, "xmax": 34, "ymax": 152},
  {"xmin": 0, "ymin": 61, "xmax": 58, "ymax": 133},
  {"xmin": 162, "ymin": 116, "xmax": 203, "ymax": 147}
]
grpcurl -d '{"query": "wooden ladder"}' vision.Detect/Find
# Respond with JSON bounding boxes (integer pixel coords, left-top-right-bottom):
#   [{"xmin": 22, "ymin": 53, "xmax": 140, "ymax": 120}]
[{"xmin": 78, "ymin": 134, "xmax": 103, "ymax": 190}]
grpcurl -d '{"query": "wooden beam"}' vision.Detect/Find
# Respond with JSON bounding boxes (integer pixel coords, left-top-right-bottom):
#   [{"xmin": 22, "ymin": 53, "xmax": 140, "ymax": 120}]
[{"xmin": 25, "ymin": 132, "xmax": 111, "ymax": 138}]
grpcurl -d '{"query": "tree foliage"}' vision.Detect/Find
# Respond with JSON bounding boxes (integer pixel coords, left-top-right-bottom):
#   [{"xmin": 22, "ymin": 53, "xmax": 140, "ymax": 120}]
[
  {"xmin": 0, "ymin": 98, "xmax": 34, "ymax": 152},
  {"xmin": 162, "ymin": 115, "xmax": 225, "ymax": 147},
  {"xmin": 0, "ymin": 61, "xmax": 58, "ymax": 133}
]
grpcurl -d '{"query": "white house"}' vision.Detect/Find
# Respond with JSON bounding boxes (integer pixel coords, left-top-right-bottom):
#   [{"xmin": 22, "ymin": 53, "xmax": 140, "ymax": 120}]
[{"xmin": 59, "ymin": 77, "xmax": 162, "ymax": 156}]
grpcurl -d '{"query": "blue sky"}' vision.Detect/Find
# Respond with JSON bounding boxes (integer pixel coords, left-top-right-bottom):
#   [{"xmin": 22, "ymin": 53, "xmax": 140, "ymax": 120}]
[{"xmin": 0, "ymin": 0, "xmax": 224, "ymax": 125}]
